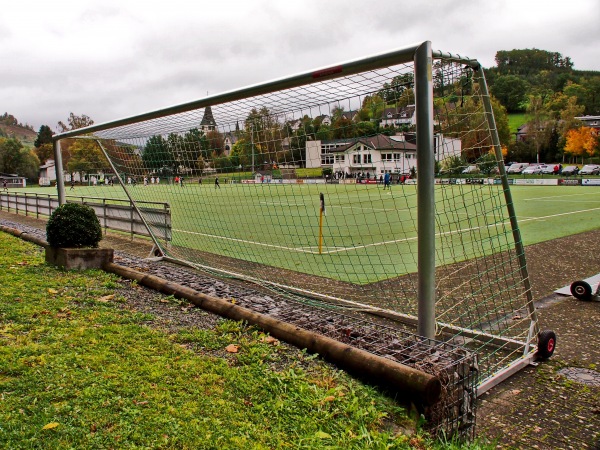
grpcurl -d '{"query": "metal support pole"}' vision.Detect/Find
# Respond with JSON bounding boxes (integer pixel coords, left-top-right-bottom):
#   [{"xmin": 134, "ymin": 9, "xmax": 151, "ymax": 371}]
[
  {"xmin": 415, "ymin": 41, "xmax": 436, "ymax": 339},
  {"xmin": 53, "ymin": 140, "xmax": 66, "ymax": 205},
  {"xmin": 251, "ymin": 125, "xmax": 255, "ymax": 175},
  {"xmin": 95, "ymin": 139, "xmax": 165, "ymax": 254},
  {"xmin": 474, "ymin": 67, "xmax": 539, "ymax": 336}
]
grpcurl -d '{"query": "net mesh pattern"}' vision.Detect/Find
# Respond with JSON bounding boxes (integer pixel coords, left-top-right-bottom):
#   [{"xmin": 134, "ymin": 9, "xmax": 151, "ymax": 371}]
[{"xmin": 65, "ymin": 56, "xmax": 536, "ymax": 393}]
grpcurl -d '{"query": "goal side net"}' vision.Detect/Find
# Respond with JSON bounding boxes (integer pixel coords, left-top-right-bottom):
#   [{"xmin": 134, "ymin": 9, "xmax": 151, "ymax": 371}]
[{"xmin": 54, "ymin": 43, "xmax": 539, "ymax": 395}]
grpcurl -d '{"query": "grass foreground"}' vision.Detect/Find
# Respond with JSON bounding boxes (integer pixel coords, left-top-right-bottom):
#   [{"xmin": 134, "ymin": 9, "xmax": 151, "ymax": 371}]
[{"xmin": 0, "ymin": 232, "xmax": 493, "ymax": 449}]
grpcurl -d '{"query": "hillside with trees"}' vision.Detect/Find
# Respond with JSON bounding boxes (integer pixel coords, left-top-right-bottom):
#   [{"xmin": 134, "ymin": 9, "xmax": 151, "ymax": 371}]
[
  {"xmin": 0, "ymin": 113, "xmax": 37, "ymax": 147},
  {"xmin": 485, "ymin": 48, "xmax": 600, "ymax": 163},
  {"xmin": 0, "ymin": 114, "xmax": 41, "ymax": 178}
]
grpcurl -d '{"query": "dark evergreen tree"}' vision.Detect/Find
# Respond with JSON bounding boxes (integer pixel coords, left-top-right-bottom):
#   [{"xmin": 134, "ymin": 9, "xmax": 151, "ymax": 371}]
[
  {"xmin": 34, "ymin": 125, "xmax": 54, "ymax": 148},
  {"xmin": 142, "ymin": 135, "xmax": 173, "ymax": 174}
]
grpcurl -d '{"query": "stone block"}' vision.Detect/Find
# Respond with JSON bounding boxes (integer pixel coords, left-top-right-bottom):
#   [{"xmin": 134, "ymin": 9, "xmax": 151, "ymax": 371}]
[{"xmin": 45, "ymin": 247, "xmax": 114, "ymax": 270}]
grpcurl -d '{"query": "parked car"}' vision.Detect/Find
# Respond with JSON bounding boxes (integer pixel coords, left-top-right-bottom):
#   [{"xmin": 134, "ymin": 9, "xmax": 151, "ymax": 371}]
[
  {"xmin": 522, "ymin": 164, "xmax": 542, "ymax": 174},
  {"xmin": 560, "ymin": 165, "xmax": 579, "ymax": 176},
  {"xmin": 462, "ymin": 165, "xmax": 479, "ymax": 174},
  {"xmin": 540, "ymin": 164, "xmax": 559, "ymax": 175},
  {"xmin": 507, "ymin": 163, "xmax": 529, "ymax": 174},
  {"xmin": 579, "ymin": 164, "xmax": 600, "ymax": 175}
]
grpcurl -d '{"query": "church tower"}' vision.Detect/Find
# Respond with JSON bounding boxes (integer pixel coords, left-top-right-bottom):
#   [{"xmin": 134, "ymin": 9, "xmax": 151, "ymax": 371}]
[{"xmin": 200, "ymin": 106, "xmax": 217, "ymax": 132}]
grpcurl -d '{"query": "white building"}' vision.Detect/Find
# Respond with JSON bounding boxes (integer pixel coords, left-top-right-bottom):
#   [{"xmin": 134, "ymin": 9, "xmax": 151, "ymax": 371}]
[
  {"xmin": 306, "ymin": 133, "xmax": 462, "ymax": 177},
  {"xmin": 575, "ymin": 115, "xmax": 600, "ymax": 130},
  {"xmin": 38, "ymin": 159, "xmax": 57, "ymax": 186},
  {"xmin": 0, "ymin": 173, "xmax": 27, "ymax": 188},
  {"xmin": 223, "ymin": 131, "xmax": 239, "ymax": 156},
  {"xmin": 379, "ymin": 105, "xmax": 417, "ymax": 128}
]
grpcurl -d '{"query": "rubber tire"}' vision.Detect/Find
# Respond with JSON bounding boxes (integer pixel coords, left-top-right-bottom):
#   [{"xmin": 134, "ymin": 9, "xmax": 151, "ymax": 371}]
[
  {"xmin": 537, "ymin": 330, "xmax": 557, "ymax": 359},
  {"xmin": 570, "ymin": 280, "xmax": 593, "ymax": 301}
]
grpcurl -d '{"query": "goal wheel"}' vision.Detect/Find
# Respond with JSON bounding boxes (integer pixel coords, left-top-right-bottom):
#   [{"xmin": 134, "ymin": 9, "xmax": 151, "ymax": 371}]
[
  {"xmin": 537, "ymin": 330, "xmax": 557, "ymax": 359},
  {"xmin": 570, "ymin": 280, "xmax": 593, "ymax": 301}
]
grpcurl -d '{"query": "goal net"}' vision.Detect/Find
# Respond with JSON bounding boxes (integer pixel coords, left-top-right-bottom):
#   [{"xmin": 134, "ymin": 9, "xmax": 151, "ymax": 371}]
[{"xmin": 55, "ymin": 43, "xmax": 539, "ymax": 396}]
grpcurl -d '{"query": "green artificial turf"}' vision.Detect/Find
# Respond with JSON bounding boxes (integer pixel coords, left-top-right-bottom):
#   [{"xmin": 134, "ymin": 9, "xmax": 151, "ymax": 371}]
[{"xmin": 8, "ymin": 182, "xmax": 600, "ymax": 285}]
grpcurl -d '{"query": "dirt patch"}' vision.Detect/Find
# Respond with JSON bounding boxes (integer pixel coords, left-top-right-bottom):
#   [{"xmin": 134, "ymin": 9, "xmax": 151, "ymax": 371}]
[{"xmin": 477, "ymin": 230, "xmax": 600, "ymax": 449}]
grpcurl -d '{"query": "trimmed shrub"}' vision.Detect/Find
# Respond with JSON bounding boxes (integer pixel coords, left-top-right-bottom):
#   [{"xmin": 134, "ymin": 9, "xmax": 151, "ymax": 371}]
[{"xmin": 46, "ymin": 203, "xmax": 102, "ymax": 248}]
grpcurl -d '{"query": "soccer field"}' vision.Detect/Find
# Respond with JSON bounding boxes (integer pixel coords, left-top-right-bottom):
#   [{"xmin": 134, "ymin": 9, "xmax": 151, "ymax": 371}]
[
  {"xmin": 28, "ymin": 182, "xmax": 600, "ymax": 284},
  {"xmin": 509, "ymin": 186, "xmax": 600, "ymax": 244},
  {"xmin": 142, "ymin": 182, "xmax": 423, "ymax": 284}
]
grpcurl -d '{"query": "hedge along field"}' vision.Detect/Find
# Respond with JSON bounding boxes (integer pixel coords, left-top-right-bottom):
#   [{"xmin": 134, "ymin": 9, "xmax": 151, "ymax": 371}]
[{"xmin": 0, "ymin": 232, "xmax": 433, "ymax": 449}]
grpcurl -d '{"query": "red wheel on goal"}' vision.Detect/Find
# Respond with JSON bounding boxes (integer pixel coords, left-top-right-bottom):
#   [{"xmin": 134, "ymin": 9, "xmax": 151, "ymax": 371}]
[{"xmin": 537, "ymin": 330, "xmax": 557, "ymax": 359}]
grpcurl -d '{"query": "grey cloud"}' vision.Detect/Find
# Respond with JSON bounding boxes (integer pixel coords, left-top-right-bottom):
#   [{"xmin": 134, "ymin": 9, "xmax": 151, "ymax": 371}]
[{"xmin": 2, "ymin": 0, "xmax": 600, "ymax": 129}]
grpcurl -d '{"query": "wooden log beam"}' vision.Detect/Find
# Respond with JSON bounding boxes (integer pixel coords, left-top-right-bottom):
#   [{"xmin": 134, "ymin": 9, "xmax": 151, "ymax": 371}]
[{"xmin": 104, "ymin": 261, "xmax": 442, "ymax": 405}]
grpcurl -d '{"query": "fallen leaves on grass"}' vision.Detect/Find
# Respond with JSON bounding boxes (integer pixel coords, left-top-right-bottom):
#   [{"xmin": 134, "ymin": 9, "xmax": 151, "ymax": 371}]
[
  {"xmin": 97, "ymin": 294, "xmax": 115, "ymax": 303},
  {"xmin": 260, "ymin": 336, "xmax": 279, "ymax": 346},
  {"xmin": 42, "ymin": 422, "xmax": 59, "ymax": 430},
  {"xmin": 225, "ymin": 344, "xmax": 239, "ymax": 353},
  {"xmin": 56, "ymin": 310, "xmax": 72, "ymax": 319}
]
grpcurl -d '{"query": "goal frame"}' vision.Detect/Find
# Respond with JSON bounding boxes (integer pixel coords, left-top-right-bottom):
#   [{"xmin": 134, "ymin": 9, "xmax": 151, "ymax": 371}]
[{"xmin": 52, "ymin": 41, "xmax": 540, "ymax": 394}]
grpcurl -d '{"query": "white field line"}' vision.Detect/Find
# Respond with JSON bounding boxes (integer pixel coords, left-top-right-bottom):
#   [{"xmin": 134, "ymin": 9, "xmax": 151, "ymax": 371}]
[
  {"xmin": 259, "ymin": 200, "xmax": 408, "ymax": 213},
  {"xmin": 335, "ymin": 205, "xmax": 409, "ymax": 213},
  {"xmin": 523, "ymin": 191, "xmax": 600, "ymax": 201},
  {"xmin": 259, "ymin": 201, "xmax": 307, "ymax": 207},
  {"xmin": 174, "ymin": 229, "xmax": 314, "ymax": 253},
  {"xmin": 324, "ymin": 206, "xmax": 600, "ymax": 254},
  {"xmin": 516, "ymin": 206, "xmax": 600, "ymax": 223},
  {"xmin": 526, "ymin": 199, "xmax": 600, "ymax": 203},
  {"xmin": 299, "ymin": 246, "xmax": 347, "ymax": 251},
  {"xmin": 452, "ymin": 211, "xmax": 540, "ymax": 220},
  {"xmin": 452, "ymin": 211, "xmax": 507, "ymax": 218},
  {"xmin": 174, "ymin": 205, "xmax": 600, "ymax": 255}
]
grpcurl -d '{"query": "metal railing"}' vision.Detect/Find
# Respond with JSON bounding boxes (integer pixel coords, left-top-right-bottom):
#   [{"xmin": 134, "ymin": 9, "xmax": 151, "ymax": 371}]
[{"xmin": 0, "ymin": 192, "xmax": 171, "ymax": 242}]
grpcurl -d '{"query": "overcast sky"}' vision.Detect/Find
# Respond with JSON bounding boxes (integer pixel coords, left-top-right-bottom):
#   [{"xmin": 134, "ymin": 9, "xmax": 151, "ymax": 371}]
[{"xmin": 1, "ymin": 0, "xmax": 599, "ymax": 131}]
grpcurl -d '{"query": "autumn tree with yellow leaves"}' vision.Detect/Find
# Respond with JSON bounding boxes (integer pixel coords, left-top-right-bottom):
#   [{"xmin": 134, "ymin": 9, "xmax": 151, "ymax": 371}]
[{"xmin": 564, "ymin": 127, "xmax": 599, "ymax": 163}]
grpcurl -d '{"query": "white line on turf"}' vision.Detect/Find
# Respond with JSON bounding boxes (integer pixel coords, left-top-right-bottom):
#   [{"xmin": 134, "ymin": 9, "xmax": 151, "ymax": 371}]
[
  {"xmin": 175, "ymin": 229, "xmax": 315, "ymax": 253},
  {"xmin": 173, "ymin": 205, "xmax": 600, "ymax": 255},
  {"xmin": 301, "ymin": 206, "xmax": 600, "ymax": 254},
  {"xmin": 517, "ymin": 206, "xmax": 600, "ymax": 223},
  {"xmin": 524, "ymin": 199, "xmax": 600, "ymax": 203},
  {"xmin": 523, "ymin": 191, "xmax": 600, "ymax": 201},
  {"xmin": 259, "ymin": 201, "xmax": 408, "ymax": 213}
]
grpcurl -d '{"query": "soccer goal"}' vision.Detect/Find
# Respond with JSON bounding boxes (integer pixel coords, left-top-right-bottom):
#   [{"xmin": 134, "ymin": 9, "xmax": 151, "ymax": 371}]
[{"xmin": 52, "ymin": 41, "xmax": 553, "ymax": 396}]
